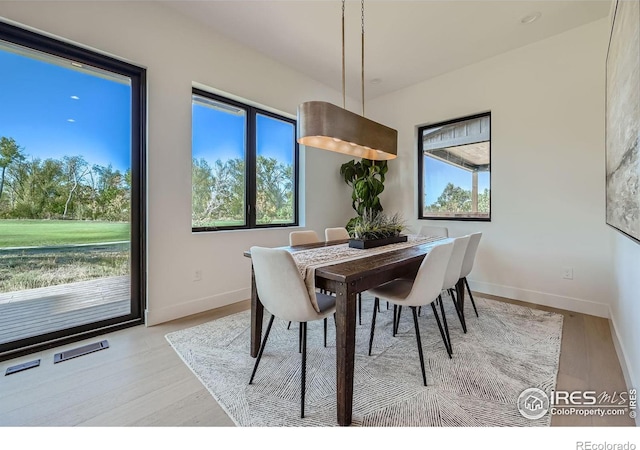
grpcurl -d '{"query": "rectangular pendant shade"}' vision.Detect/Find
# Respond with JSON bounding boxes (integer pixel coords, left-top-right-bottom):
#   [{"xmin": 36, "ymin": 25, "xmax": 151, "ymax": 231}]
[{"xmin": 296, "ymin": 101, "xmax": 397, "ymax": 160}]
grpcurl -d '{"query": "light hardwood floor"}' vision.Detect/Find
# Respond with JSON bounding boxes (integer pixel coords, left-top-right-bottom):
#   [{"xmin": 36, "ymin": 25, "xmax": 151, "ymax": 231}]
[{"xmin": 0, "ymin": 294, "xmax": 634, "ymax": 426}]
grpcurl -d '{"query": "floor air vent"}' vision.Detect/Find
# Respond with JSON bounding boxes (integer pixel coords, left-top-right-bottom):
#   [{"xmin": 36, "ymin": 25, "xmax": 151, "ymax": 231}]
[
  {"xmin": 5, "ymin": 359, "xmax": 40, "ymax": 376},
  {"xmin": 54, "ymin": 340, "xmax": 109, "ymax": 363}
]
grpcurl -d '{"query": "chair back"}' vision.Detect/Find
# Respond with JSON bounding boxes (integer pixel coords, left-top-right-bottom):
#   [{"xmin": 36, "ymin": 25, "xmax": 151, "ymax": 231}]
[
  {"xmin": 419, "ymin": 225, "xmax": 449, "ymax": 238},
  {"xmin": 460, "ymin": 232, "xmax": 482, "ymax": 279},
  {"xmin": 405, "ymin": 241, "xmax": 454, "ymax": 306},
  {"xmin": 325, "ymin": 227, "xmax": 350, "ymax": 241},
  {"xmin": 289, "ymin": 230, "xmax": 321, "ymax": 246},
  {"xmin": 442, "ymin": 235, "xmax": 471, "ymax": 290},
  {"xmin": 250, "ymin": 247, "xmax": 320, "ymax": 322}
]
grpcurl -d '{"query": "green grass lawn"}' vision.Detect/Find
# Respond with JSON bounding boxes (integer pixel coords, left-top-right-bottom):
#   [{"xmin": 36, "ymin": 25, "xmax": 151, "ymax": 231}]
[
  {"xmin": 0, "ymin": 220, "xmax": 130, "ymax": 248},
  {"xmin": 0, "ymin": 249, "xmax": 129, "ymax": 292}
]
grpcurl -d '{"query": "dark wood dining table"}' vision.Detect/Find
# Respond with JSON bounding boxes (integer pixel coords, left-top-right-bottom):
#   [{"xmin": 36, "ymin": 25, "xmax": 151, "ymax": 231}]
[{"xmin": 243, "ymin": 237, "xmax": 464, "ymax": 426}]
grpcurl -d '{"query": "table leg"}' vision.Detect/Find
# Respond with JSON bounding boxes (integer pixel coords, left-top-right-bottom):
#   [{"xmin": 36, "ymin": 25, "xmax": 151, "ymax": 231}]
[
  {"xmin": 335, "ymin": 282, "xmax": 357, "ymax": 426},
  {"xmin": 455, "ymin": 278, "xmax": 467, "ymax": 331},
  {"xmin": 250, "ymin": 265, "xmax": 263, "ymax": 357}
]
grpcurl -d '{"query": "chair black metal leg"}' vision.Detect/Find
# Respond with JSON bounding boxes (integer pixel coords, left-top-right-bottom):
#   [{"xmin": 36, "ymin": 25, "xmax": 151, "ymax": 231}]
[
  {"xmin": 418, "ymin": 306, "xmax": 421, "ymax": 316},
  {"xmin": 411, "ymin": 307, "xmax": 427, "ymax": 386},
  {"xmin": 431, "ymin": 302, "xmax": 452, "ymax": 358},
  {"xmin": 395, "ymin": 305, "xmax": 403, "ymax": 334},
  {"xmin": 249, "ymin": 314, "xmax": 275, "ymax": 384},
  {"xmin": 324, "ymin": 317, "xmax": 327, "ymax": 347},
  {"xmin": 358, "ymin": 293, "xmax": 362, "ymax": 325},
  {"xmin": 449, "ymin": 288, "xmax": 467, "ymax": 333},
  {"xmin": 438, "ymin": 294, "xmax": 452, "ymax": 355},
  {"xmin": 287, "ymin": 321, "xmax": 292, "ymax": 330},
  {"xmin": 368, "ymin": 297, "xmax": 379, "ymax": 356},
  {"xmin": 299, "ymin": 322, "xmax": 303, "ymax": 352},
  {"xmin": 377, "ymin": 300, "xmax": 381, "ymax": 312},
  {"xmin": 393, "ymin": 304, "xmax": 397, "ymax": 337},
  {"xmin": 301, "ymin": 322, "xmax": 307, "ymax": 418},
  {"xmin": 465, "ymin": 277, "xmax": 479, "ymax": 317}
]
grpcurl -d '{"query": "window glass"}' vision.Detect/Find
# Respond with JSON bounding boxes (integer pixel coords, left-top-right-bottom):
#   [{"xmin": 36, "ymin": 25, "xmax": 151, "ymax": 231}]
[
  {"xmin": 256, "ymin": 113, "xmax": 295, "ymax": 225},
  {"xmin": 192, "ymin": 95, "xmax": 246, "ymax": 228}
]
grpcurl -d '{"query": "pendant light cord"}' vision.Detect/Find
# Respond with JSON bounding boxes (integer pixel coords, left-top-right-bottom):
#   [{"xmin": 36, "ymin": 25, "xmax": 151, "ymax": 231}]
[
  {"xmin": 341, "ymin": 0, "xmax": 346, "ymax": 109},
  {"xmin": 361, "ymin": 0, "xmax": 365, "ymax": 117},
  {"xmin": 341, "ymin": 0, "xmax": 366, "ymax": 116}
]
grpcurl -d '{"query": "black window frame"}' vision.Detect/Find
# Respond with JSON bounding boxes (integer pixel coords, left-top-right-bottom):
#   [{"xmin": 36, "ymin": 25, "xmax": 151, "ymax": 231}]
[
  {"xmin": 0, "ymin": 21, "xmax": 146, "ymax": 361},
  {"xmin": 191, "ymin": 88, "xmax": 299, "ymax": 232},
  {"xmin": 417, "ymin": 112, "xmax": 492, "ymax": 222}
]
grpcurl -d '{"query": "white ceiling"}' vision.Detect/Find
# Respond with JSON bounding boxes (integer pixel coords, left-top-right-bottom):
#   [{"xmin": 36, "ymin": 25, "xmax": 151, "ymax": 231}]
[{"xmin": 163, "ymin": 0, "xmax": 611, "ymax": 100}]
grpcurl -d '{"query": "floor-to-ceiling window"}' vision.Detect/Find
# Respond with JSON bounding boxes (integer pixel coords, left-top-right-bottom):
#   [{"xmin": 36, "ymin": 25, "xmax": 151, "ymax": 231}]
[{"xmin": 0, "ymin": 22, "xmax": 145, "ymax": 360}]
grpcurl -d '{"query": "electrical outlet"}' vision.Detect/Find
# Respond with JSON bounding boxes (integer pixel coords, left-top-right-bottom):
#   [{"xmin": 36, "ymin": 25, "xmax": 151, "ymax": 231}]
[
  {"xmin": 193, "ymin": 270, "xmax": 202, "ymax": 282},
  {"xmin": 562, "ymin": 267, "xmax": 573, "ymax": 280}
]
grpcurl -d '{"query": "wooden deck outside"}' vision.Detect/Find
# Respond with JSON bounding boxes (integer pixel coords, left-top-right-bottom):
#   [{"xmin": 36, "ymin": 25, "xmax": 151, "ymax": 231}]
[{"xmin": 0, "ymin": 276, "xmax": 130, "ymax": 345}]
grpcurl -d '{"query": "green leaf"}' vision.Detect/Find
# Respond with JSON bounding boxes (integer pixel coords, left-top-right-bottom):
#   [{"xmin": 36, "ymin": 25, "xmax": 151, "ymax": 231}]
[
  {"xmin": 354, "ymin": 179, "xmax": 369, "ymax": 200},
  {"xmin": 340, "ymin": 160, "xmax": 357, "ymax": 185},
  {"xmin": 370, "ymin": 178, "xmax": 384, "ymax": 197}
]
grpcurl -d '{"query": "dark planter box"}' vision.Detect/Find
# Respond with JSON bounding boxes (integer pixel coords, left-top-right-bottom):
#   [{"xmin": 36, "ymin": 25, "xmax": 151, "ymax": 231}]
[{"xmin": 348, "ymin": 234, "xmax": 408, "ymax": 249}]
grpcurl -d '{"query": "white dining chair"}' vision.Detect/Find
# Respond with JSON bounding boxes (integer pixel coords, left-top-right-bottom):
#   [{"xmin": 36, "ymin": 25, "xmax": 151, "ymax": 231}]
[
  {"xmin": 366, "ymin": 241, "xmax": 454, "ymax": 386},
  {"xmin": 289, "ymin": 230, "xmax": 321, "ymax": 246},
  {"xmin": 418, "ymin": 225, "xmax": 449, "ymax": 238},
  {"xmin": 324, "ymin": 227, "xmax": 350, "ymax": 241},
  {"xmin": 249, "ymin": 246, "xmax": 336, "ymax": 418},
  {"xmin": 441, "ymin": 235, "xmax": 471, "ymax": 337},
  {"xmin": 287, "ymin": 230, "xmax": 323, "ymax": 331},
  {"xmin": 459, "ymin": 232, "xmax": 482, "ymax": 318},
  {"xmin": 399, "ymin": 224, "xmax": 446, "ymax": 320},
  {"xmin": 395, "ymin": 235, "xmax": 469, "ymax": 354}
]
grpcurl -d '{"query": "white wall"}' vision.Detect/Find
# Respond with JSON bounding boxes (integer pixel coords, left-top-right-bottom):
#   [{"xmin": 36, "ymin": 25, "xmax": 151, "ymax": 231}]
[
  {"xmin": 0, "ymin": 1, "xmax": 355, "ymax": 325},
  {"xmin": 368, "ymin": 19, "xmax": 614, "ymax": 318},
  {"xmin": 610, "ymin": 233, "xmax": 640, "ymax": 406}
]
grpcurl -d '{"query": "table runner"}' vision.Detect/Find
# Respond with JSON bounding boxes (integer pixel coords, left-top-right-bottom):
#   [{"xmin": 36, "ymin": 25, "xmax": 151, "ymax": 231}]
[{"xmin": 291, "ymin": 234, "xmax": 447, "ymax": 311}]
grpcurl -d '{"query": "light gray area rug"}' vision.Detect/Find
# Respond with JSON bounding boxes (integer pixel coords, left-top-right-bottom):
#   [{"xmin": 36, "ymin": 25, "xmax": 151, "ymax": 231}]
[{"xmin": 165, "ymin": 295, "xmax": 563, "ymax": 427}]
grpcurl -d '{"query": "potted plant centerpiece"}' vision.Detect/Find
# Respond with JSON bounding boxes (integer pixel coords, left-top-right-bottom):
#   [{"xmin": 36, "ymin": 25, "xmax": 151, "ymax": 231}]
[{"xmin": 348, "ymin": 211, "xmax": 407, "ymax": 249}]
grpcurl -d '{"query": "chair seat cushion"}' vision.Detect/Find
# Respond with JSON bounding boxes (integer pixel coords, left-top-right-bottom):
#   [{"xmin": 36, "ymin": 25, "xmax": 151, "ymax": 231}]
[
  {"xmin": 368, "ymin": 278, "xmax": 414, "ymax": 303},
  {"xmin": 316, "ymin": 292, "xmax": 337, "ymax": 314}
]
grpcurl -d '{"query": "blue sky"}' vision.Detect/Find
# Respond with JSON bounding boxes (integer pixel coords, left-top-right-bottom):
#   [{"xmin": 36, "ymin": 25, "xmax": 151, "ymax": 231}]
[
  {"xmin": 0, "ymin": 47, "xmax": 131, "ymax": 172},
  {"xmin": 192, "ymin": 102, "xmax": 294, "ymax": 167},
  {"xmin": 423, "ymin": 156, "xmax": 490, "ymax": 205}
]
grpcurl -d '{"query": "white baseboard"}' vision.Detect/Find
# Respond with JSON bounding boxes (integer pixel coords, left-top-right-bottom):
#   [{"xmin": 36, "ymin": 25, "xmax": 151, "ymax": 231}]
[
  {"xmin": 145, "ymin": 287, "xmax": 250, "ymax": 326},
  {"xmin": 608, "ymin": 307, "xmax": 640, "ymax": 426},
  {"xmin": 469, "ymin": 280, "xmax": 610, "ymax": 318}
]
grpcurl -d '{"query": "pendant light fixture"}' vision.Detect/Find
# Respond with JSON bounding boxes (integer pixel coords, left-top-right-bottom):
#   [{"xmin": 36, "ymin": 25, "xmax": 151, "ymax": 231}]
[{"xmin": 296, "ymin": 0, "xmax": 398, "ymax": 161}]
